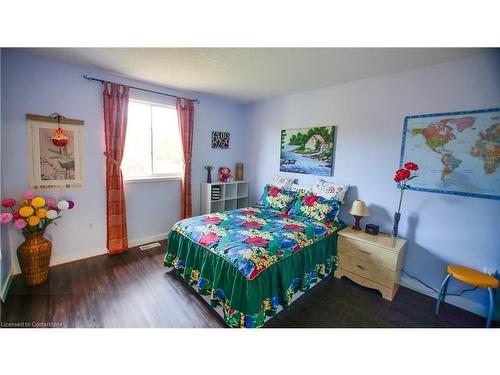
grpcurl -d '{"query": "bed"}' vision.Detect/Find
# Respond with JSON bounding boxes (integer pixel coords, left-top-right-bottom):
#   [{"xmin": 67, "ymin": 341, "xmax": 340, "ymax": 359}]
[{"xmin": 164, "ymin": 205, "xmax": 344, "ymax": 328}]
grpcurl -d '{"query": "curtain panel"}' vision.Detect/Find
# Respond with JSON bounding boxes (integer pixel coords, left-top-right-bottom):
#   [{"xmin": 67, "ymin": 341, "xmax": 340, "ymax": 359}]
[
  {"xmin": 176, "ymin": 98, "xmax": 195, "ymax": 219},
  {"xmin": 103, "ymin": 82, "xmax": 130, "ymax": 253}
]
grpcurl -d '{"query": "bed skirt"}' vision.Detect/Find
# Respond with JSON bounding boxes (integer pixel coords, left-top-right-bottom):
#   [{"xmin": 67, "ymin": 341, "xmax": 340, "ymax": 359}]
[{"xmin": 164, "ymin": 229, "xmax": 339, "ymax": 328}]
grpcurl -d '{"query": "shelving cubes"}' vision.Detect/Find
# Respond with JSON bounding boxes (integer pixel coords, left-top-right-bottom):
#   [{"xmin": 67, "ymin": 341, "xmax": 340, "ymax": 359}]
[{"xmin": 201, "ymin": 181, "xmax": 249, "ymax": 214}]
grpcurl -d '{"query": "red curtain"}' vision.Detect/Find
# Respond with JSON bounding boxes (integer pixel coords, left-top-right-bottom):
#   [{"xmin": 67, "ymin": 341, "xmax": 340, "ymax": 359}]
[
  {"xmin": 103, "ymin": 82, "xmax": 130, "ymax": 254},
  {"xmin": 176, "ymin": 98, "xmax": 195, "ymax": 219}
]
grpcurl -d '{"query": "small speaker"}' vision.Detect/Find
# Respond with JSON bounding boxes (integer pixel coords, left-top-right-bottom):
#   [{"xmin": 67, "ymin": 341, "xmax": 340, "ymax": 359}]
[{"xmin": 365, "ymin": 224, "xmax": 379, "ymax": 235}]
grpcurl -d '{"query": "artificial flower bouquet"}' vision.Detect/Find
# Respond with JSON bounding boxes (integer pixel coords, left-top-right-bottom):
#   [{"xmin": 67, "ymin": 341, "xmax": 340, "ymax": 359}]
[
  {"xmin": 391, "ymin": 161, "xmax": 419, "ymax": 237},
  {"xmin": 1, "ymin": 191, "xmax": 74, "ymax": 236}
]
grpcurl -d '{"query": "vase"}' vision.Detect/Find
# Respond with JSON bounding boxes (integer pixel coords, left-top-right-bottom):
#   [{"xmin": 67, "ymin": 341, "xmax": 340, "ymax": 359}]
[
  {"xmin": 17, "ymin": 231, "xmax": 52, "ymax": 287},
  {"xmin": 392, "ymin": 212, "xmax": 401, "ymax": 238},
  {"xmin": 207, "ymin": 170, "xmax": 212, "ymax": 183}
]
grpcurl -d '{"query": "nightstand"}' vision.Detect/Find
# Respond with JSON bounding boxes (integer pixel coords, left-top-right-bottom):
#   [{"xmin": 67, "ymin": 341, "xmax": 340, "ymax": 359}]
[{"xmin": 334, "ymin": 226, "xmax": 407, "ymax": 301}]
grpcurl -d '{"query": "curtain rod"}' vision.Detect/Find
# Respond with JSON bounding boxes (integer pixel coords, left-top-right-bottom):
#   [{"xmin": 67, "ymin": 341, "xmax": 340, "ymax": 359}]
[{"xmin": 83, "ymin": 75, "xmax": 200, "ymax": 104}]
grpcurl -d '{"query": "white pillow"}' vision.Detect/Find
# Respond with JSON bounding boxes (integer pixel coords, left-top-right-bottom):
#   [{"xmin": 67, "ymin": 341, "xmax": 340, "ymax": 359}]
[
  {"xmin": 312, "ymin": 179, "xmax": 349, "ymax": 202},
  {"xmin": 270, "ymin": 175, "xmax": 295, "ymax": 190},
  {"xmin": 289, "ymin": 183, "xmax": 313, "ymax": 195}
]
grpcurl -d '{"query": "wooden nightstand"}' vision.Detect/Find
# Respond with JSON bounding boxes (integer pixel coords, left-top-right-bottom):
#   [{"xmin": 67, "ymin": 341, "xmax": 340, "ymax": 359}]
[{"xmin": 335, "ymin": 226, "xmax": 407, "ymax": 301}]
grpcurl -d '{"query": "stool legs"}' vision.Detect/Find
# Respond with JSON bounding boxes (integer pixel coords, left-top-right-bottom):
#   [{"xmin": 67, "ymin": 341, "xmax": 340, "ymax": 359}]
[
  {"xmin": 486, "ymin": 287, "xmax": 495, "ymax": 328},
  {"xmin": 435, "ymin": 273, "xmax": 452, "ymax": 315}
]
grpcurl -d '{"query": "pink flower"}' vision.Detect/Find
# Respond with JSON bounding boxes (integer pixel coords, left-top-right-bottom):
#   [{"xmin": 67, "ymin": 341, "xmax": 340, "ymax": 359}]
[
  {"xmin": 0, "ymin": 213, "xmax": 13, "ymax": 224},
  {"xmin": 242, "ymin": 221, "xmax": 263, "ymax": 229},
  {"xmin": 46, "ymin": 198, "xmax": 56, "ymax": 208},
  {"xmin": 68, "ymin": 200, "xmax": 75, "ymax": 209},
  {"xmin": 284, "ymin": 224, "xmax": 305, "ymax": 231},
  {"xmin": 202, "ymin": 217, "xmax": 222, "ymax": 225},
  {"xmin": 12, "ymin": 210, "xmax": 20, "ymax": 220},
  {"xmin": 302, "ymin": 195, "xmax": 319, "ymax": 206},
  {"xmin": 243, "ymin": 237, "xmax": 269, "ymax": 246},
  {"xmin": 1, "ymin": 198, "xmax": 16, "ymax": 208},
  {"xmin": 199, "ymin": 233, "xmax": 220, "ymax": 247},
  {"xmin": 14, "ymin": 219, "xmax": 27, "ymax": 230},
  {"xmin": 268, "ymin": 187, "xmax": 281, "ymax": 197},
  {"xmin": 21, "ymin": 191, "xmax": 35, "ymax": 200}
]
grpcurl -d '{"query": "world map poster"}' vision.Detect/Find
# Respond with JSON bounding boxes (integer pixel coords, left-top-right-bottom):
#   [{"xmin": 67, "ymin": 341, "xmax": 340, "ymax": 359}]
[{"xmin": 400, "ymin": 108, "xmax": 500, "ymax": 200}]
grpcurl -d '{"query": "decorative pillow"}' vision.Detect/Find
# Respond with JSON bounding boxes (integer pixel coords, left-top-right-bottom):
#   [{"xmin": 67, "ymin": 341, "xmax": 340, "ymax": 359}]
[
  {"xmin": 289, "ymin": 183, "xmax": 313, "ymax": 195},
  {"xmin": 270, "ymin": 175, "xmax": 295, "ymax": 190},
  {"xmin": 257, "ymin": 185, "xmax": 298, "ymax": 212},
  {"xmin": 312, "ymin": 179, "xmax": 349, "ymax": 202},
  {"xmin": 288, "ymin": 194, "xmax": 342, "ymax": 223}
]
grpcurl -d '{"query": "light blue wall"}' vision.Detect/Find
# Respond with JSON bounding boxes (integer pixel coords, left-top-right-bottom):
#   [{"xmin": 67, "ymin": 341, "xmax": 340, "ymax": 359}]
[
  {"xmin": 1, "ymin": 50, "xmax": 246, "ymax": 271},
  {"xmin": 244, "ymin": 53, "xmax": 500, "ymax": 316}
]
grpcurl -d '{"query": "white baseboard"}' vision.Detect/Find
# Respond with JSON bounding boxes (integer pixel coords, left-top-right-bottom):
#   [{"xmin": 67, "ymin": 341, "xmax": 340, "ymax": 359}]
[
  {"xmin": 400, "ymin": 274, "xmax": 489, "ymax": 318},
  {"xmin": 128, "ymin": 232, "xmax": 169, "ymax": 248},
  {"xmin": 12, "ymin": 232, "xmax": 169, "ymax": 275}
]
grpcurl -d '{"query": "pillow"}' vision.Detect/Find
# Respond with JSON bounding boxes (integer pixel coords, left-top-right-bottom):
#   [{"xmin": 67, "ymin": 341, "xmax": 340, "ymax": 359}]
[
  {"xmin": 270, "ymin": 175, "xmax": 295, "ymax": 190},
  {"xmin": 288, "ymin": 194, "xmax": 342, "ymax": 223},
  {"xmin": 289, "ymin": 183, "xmax": 313, "ymax": 195},
  {"xmin": 257, "ymin": 185, "xmax": 298, "ymax": 212},
  {"xmin": 312, "ymin": 179, "xmax": 349, "ymax": 202}
]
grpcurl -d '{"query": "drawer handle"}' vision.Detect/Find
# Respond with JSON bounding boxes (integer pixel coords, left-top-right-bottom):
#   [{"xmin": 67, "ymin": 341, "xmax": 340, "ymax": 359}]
[
  {"xmin": 357, "ymin": 248, "xmax": 371, "ymax": 255},
  {"xmin": 356, "ymin": 264, "xmax": 367, "ymax": 270}
]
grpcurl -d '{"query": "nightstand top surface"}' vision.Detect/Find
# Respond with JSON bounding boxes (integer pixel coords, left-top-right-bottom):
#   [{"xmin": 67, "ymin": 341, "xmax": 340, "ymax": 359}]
[{"xmin": 339, "ymin": 226, "xmax": 407, "ymax": 252}]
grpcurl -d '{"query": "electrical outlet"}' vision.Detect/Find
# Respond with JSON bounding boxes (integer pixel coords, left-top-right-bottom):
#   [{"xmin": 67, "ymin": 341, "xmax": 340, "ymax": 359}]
[{"xmin": 483, "ymin": 267, "xmax": 496, "ymax": 276}]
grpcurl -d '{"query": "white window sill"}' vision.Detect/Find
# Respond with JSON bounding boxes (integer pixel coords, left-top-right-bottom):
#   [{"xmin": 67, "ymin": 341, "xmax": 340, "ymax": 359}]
[{"xmin": 124, "ymin": 176, "xmax": 182, "ymax": 184}]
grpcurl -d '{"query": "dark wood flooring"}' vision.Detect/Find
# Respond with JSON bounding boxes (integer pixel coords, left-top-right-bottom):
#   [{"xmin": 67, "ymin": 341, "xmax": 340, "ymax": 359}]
[{"xmin": 0, "ymin": 240, "xmax": 490, "ymax": 328}]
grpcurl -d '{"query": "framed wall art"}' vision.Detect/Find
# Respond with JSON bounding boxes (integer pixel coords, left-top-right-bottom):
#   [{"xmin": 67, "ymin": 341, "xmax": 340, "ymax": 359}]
[
  {"xmin": 27, "ymin": 113, "xmax": 85, "ymax": 191},
  {"xmin": 212, "ymin": 131, "xmax": 230, "ymax": 149},
  {"xmin": 400, "ymin": 107, "xmax": 500, "ymax": 200},
  {"xmin": 280, "ymin": 126, "xmax": 336, "ymax": 176}
]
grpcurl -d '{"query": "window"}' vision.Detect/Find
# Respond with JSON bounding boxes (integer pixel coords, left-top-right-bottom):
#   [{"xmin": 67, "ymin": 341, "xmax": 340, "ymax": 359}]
[{"xmin": 122, "ymin": 100, "xmax": 183, "ymax": 181}]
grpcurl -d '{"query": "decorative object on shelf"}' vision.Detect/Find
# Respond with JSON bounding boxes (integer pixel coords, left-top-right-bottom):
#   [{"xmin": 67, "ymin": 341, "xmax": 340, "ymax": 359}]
[
  {"xmin": 235, "ymin": 163, "xmax": 243, "ymax": 181},
  {"xmin": 280, "ymin": 126, "xmax": 336, "ymax": 176},
  {"xmin": 365, "ymin": 223, "xmax": 379, "ymax": 235},
  {"xmin": 219, "ymin": 167, "xmax": 233, "ymax": 182},
  {"xmin": 392, "ymin": 161, "xmax": 419, "ymax": 237},
  {"xmin": 1, "ymin": 192, "xmax": 75, "ymax": 286},
  {"xmin": 204, "ymin": 165, "xmax": 214, "ymax": 183},
  {"xmin": 26, "ymin": 113, "xmax": 84, "ymax": 190},
  {"xmin": 212, "ymin": 131, "xmax": 230, "ymax": 149},
  {"xmin": 349, "ymin": 200, "xmax": 370, "ymax": 230},
  {"xmin": 400, "ymin": 107, "xmax": 500, "ymax": 200}
]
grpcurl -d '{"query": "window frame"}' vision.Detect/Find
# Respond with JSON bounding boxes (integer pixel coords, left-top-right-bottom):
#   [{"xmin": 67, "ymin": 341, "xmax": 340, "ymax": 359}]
[{"xmin": 123, "ymin": 98, "xmax": 183, "ymax": 183}]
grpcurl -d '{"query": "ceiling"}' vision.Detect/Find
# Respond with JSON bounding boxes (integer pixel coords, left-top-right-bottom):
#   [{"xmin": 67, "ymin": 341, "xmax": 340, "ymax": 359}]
[{"xmin": 21, "ymin": 48, "xmax": 487, "ymax": 104}]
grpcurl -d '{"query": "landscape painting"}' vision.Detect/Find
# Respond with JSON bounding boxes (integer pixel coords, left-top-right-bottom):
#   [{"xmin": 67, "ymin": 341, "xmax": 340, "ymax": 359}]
[{"xmin": 280, "ymin": 126, "xmax": 335, "ymax": 176}]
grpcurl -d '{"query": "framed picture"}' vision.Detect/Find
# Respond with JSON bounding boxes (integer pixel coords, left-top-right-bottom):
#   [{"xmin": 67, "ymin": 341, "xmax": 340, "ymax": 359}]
[
  {"xmin": 212, "ymin": 131, "xmax": 230, "ymax": 149},
  {"xmin": 400, "ymin": 107, "xmax": 500, "ymax": 200},
  {"xmin": 27, "ymin": 114, "xmax": 85, "ymax": 190},
  {"xmin": 280, "ymin": 126, "xmax": 336, "ymax": 176}
]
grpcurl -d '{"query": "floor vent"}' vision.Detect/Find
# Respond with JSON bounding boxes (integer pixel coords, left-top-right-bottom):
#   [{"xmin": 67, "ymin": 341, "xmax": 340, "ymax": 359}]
[{"xmin": 139, "ymin": 242, "xmax": 162, "ymax": 251}]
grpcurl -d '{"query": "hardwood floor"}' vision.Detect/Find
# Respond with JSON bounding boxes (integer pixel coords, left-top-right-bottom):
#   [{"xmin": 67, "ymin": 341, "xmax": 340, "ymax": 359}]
[{"xmin": 0, "ymin": 240, "xmax": 490, "ymax": 328}]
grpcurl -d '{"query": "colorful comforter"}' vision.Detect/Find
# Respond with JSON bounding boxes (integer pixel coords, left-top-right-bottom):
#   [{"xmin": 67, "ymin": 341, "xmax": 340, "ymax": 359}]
[{"xmin": 164, "ymin": 206, "xmax": 343, "ymax": 328}]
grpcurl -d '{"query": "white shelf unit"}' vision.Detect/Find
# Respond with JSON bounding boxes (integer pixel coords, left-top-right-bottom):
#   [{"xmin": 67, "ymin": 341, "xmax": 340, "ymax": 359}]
[{"xmin": 201, "ymin": 181, "xmax": 249, "ymax": 214}]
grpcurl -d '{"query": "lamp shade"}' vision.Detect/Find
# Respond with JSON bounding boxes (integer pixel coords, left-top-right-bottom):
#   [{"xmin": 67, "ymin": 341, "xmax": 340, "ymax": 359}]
[{"xmin": 349, "ymin": 200, "xmax": 370, "ymax": 217}]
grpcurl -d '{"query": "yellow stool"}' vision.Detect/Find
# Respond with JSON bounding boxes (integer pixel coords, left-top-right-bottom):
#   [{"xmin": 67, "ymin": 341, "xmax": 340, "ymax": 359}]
[{"xmin": 436, "ymin": 265, "xmax": 499, "ymax": 327}]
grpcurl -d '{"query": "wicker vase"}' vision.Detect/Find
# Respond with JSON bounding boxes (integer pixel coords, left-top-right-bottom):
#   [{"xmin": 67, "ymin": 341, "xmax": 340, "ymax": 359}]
[{"xmin": 17, "ymin": 231, "xmax": 52, "ymax": 287}]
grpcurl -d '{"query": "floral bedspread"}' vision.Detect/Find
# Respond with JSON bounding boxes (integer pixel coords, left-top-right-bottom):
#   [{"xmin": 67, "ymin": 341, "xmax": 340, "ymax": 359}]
[{"xmin": 172, "ymin": 206, "xmax": 342, "ymax": 280}]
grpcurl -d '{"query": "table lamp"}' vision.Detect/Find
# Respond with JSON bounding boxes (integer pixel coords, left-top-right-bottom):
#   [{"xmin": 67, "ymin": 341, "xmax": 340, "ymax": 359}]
[{"xmin": 349, "ymin": 200, "xmax": 370, "ymax": 230}]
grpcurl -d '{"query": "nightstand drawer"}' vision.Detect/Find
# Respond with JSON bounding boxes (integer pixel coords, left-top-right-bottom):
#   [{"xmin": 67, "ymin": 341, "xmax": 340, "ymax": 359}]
[
  {"xmin": 338, "ymin": 252, "xmax": 395, "ymax": 288},
  {"xmin": 338, "ymin": 236, "xmax": 398, "ymax": 270}
]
